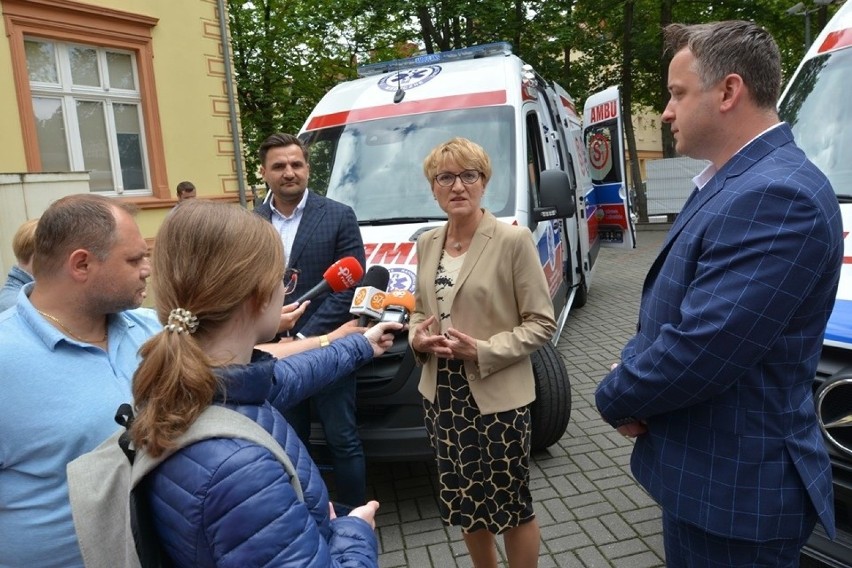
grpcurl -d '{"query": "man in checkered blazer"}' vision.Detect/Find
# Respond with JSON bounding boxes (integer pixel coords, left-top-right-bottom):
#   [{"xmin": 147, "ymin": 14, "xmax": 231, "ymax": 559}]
[
  {"xmin": 255, "ymin": 133, "xmax": 367, "ymax": 511},
  {"xmin": 596, "ymin": 21, "xmax": 843, "ymax": 567}
]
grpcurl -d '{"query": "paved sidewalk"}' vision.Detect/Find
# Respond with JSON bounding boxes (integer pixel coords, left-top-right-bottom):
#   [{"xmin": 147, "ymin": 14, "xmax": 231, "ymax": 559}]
[{"xmin": 366, "ymin": 227, "xmax": 669, "ymax": 567}]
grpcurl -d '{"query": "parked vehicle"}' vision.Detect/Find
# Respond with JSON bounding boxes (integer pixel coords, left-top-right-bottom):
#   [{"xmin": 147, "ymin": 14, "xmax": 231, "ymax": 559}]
[
  {"xmin": 297, "ymin": 42, "xmax": 636, "ymax": 460},
  {"xmin": 777, "ymin": 2, "xmax": 852, "ymax": 566}
]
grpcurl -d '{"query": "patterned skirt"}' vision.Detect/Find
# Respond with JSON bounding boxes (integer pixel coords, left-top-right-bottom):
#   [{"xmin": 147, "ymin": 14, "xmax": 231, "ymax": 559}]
[{"xmin": 423, "ymin": 358, "xmax": 534, "ymax": 534}]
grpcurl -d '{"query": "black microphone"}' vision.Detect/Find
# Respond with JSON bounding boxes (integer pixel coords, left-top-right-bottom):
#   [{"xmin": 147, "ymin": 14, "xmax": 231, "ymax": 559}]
[
  {"xmin": 295, "ymin": 256, "xmax": 364, "ymax": 304},
  {"xmin": 350, "ymin": 265, "xmax": 391, "ymax": 326}
]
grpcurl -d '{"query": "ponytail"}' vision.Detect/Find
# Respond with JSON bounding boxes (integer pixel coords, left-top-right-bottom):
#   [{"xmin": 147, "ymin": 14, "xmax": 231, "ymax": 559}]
[
  {"xmin": 131, "ymin": 327, "xmax": 218, "ymax": 457},
  {"xmin": 129, "ymin": 200, "xmax": 284, "ymax": 457}
]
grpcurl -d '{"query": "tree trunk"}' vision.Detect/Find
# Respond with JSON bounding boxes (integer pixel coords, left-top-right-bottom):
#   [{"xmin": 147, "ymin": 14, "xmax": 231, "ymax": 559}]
[
  {"xmin": 622, "ymin": 0, "xmax": 648, "ymax": 222},
  {"xmin": 417, "ymin": 7, "xmax": 436, "ymax": 53},
  {"xmin": 660, "ymin": 0, "xmax": 675, "ymax": 157},
  {"xmin": 513, "ymin": 0, "xmax": 523, "ymax": 52}
]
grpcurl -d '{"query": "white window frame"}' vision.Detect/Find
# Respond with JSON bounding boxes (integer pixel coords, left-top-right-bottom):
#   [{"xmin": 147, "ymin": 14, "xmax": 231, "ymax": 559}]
[{"xmin": 26, "ymin": 36, "xmax": 152, "ymax": 196}]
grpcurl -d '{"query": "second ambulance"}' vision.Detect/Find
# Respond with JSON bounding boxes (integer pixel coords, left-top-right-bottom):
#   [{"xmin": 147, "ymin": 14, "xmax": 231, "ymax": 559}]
[{"xmin": 778, "ymin": 2, "xmax": 852, "ymax": 566}]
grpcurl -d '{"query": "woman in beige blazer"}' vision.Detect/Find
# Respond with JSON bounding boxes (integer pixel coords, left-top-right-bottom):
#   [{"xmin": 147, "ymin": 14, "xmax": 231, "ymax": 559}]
[{"xmin": 409, "ymin": 138, "xmax": 556, "ymax": 567}]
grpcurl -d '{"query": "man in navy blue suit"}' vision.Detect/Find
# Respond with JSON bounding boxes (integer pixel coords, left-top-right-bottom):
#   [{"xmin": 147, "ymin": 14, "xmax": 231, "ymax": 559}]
[
  {"xmin": 596, "ymin": 21, "xmax": 843, "ymax": 567},
  {"xmin": 254, "ymin": 133, "xmax": 367, "ymax": 510}
]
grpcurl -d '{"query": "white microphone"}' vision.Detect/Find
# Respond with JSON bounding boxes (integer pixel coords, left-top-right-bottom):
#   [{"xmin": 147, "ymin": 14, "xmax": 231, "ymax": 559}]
[{"xmin": 350, "ymin": 265, "xmax": 390, "ymax": 326}]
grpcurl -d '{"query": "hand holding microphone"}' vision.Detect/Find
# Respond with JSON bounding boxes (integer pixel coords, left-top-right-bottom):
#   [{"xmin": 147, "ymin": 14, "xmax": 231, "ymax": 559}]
[
  {"xmin": 363, "ymin": 321, "xmax": 403, "ymax": 356},
  {"xmin": 295, "ymin": 256, "xmax": 364, "ymax": 304},
  {"xmin": 277, "ymin": 301, "xmax": 309, "ymax": 333}
]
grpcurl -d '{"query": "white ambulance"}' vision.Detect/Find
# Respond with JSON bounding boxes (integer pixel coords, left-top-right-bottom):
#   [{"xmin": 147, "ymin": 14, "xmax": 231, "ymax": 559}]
[
  {"xmin": 297, "ymin": 42, "xmax": 636, "ymax": 459},
  {"xmin": 777, "ymin": 2, "xmax": 852, "ymax": 565}
]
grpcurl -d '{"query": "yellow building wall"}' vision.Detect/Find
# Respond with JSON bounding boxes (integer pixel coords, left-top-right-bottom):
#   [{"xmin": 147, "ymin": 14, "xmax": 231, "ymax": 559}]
[
  {"xmin": 0, "ymin": 9, "xmax": 25, "ymax": 171},
  {"xmin": 0, "ymin": 0, "xmax": 243, "ymax": 241},
  {"xmin": 629, "ymin": 106, "xmax": 665, "ymax": 181}
]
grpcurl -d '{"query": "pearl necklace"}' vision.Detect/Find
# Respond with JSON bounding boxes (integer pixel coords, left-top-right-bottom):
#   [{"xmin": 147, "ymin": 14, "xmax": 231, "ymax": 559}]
[{"xmin": 36, "ymin": 310, "xmax": 107, "ymax": 344}]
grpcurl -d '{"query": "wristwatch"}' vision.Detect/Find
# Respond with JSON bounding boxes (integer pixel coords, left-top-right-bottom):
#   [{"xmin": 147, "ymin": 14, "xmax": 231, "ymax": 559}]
[{"xmin": 319, "ymin": 334, "xmax": 330, "ymax": 347}]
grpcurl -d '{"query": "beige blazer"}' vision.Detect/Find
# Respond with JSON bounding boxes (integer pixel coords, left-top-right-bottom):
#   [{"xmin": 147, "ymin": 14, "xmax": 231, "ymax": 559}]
[{"xmin": 409, "ymin": 210, "xmax": 556, "ymax": 414}]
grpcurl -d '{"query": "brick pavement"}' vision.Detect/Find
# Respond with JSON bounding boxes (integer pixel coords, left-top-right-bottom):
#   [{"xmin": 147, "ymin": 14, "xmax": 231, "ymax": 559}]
[{"xmin": 365, "ymin": 226, "xmax": 669, "ymax": 567}]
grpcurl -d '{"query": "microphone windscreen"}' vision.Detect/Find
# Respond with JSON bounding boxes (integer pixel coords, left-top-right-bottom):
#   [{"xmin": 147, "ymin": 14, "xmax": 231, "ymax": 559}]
[
  {"xmin": 323, "ymin": 256, "xmax": 364, "ymax": 292},
  {"xmin": 382, "ymin": 290, "xmax": 416, "ymax": 312},
  {"xmin": 361, "ymin": 265, "xmax": 390, "ymax": 291}
]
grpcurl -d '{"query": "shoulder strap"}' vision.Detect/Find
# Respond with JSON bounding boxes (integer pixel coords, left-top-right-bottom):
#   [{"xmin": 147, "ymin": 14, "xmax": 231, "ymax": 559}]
[
  {"xmin": 68, "ymin": 429, "xmax": 136, "ymax": 568},
  {"xmin": 68, "ymin": 406, "xmax": 303, "ymax": 568},
  {"xmin": 131, "ymin": 405, "xmax": 304, "ymax": 502}
]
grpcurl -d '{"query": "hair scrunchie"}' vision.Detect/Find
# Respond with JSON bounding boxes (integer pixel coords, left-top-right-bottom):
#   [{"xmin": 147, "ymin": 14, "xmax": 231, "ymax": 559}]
[{"xmin": 165, "ymin": 308, "xmax": 199, "ymax": 335}]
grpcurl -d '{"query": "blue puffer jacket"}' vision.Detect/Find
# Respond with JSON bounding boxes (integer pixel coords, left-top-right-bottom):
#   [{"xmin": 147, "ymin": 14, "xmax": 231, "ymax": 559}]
[{"xmin": 144, "ymin": 335, "xmax": 378, "ymax": 567}]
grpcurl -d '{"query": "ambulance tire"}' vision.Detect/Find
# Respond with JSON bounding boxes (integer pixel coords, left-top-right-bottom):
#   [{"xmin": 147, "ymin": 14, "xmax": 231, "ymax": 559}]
[{"xmin": 530, "ymin": 342, "xmax": 572, "ymax": 451}]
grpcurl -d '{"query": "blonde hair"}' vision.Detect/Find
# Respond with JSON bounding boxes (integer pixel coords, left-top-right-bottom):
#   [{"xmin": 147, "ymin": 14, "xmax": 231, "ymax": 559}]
[
  {"xmin": 422, "ymin": 137, "xmax": 492, "ymax": 185},
  {"xmin": 12, "ymin": 218, "xmax": 38, "ymax": 265},
  {"xmin": 131, "ymin": 201, "xmax": 284, "ymax": 457}
]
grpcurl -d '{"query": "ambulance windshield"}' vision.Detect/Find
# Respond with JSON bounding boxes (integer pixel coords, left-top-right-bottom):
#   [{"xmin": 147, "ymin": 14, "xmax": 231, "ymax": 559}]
[
  {"xmin": 302, "ymin": 106, "xmax": 516, "ymax": 221},
  {"xmin": 779, "ymin": 47, "xmax": 852, "ymax": 199}
]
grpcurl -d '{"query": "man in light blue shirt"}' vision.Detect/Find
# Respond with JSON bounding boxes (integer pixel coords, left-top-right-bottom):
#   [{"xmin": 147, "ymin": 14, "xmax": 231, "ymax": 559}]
[{"xmin": 0, "ymin": 195, "xmax": 160, "ymax": 567}]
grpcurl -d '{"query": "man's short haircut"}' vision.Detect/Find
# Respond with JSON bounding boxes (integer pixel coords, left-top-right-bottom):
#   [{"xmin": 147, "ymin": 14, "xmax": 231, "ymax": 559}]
[
  {"xmin": 176, "ymin": 181, "xmax": 196, "ymax": 197},
  {"xmin": 664, "ymin": 20, "xmax": 781, "ymax": 110},
  {"xmin": 32, "ymin": 194, "xmax": 137, "ymax": 277},
  {"xmin": 258, "ymin": 133, "xmax": 309, "ymax": 166},
  {"xmin": 11, "ymin": 218, "xmax": 38, "ymax": 265}
]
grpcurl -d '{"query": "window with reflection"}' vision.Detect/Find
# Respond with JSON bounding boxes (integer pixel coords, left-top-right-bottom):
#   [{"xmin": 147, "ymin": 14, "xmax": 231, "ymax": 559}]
[
  {"xmin": 779, "ymin": 48, "xmax": 852, "ymax": 197},
  {"xmin": 301, "ymin": 106, "xmax": 516, "ymax": 223},
  {"xmin": 24, "ymin": 37, "xmax": 149, "ymax": 194}
]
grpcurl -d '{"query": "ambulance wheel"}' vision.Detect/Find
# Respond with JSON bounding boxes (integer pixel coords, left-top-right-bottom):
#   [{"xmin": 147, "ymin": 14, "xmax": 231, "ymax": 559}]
[
  {"xmin": 530, "ymin": 342, "xmax": 571, "ymax": 451},
  {"xmin": 572, "ymin": 277, "xmax": 588, "ymax": 309}
]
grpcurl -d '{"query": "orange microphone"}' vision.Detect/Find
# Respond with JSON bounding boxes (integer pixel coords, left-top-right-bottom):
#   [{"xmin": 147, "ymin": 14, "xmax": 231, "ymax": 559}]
[{"xmin": 379, "ymin": 290, "xmax": 415, "ymax": 325}]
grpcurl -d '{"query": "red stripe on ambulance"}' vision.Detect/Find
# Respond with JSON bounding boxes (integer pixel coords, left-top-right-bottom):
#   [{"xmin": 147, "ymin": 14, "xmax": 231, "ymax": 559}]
[
  {"xmin": 559, "ymin": 95, "xmax": 577, "ymax": 116},
  {"xmin": 305, "ymin": 90, "xmax": 507, "ymax": 131},
  {"xmin": 818, "ymin": 27, "xmax": 852, "ymax": 53}
]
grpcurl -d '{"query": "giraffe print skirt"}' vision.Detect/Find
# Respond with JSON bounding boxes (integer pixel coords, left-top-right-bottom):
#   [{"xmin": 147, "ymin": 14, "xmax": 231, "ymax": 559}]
[{"xmin": 423, "ymin": 358, "xmax": 535, "ymax": 534}]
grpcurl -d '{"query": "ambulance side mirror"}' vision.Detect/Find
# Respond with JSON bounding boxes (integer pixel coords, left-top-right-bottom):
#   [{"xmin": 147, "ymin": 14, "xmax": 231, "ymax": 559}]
[{"xmin": 534, "ymin": 169, "xmax": 576, "ymax": 221}]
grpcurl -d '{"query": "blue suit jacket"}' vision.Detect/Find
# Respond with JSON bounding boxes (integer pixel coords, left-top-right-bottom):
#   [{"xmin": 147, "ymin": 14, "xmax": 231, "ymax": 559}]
[
  {"xmin": 255, "ymin": 191, "xmax": 365, "ymax": 337},
  {"xmin": 596, "ymin": 124, "xmax": 843, "ymax": 541}
]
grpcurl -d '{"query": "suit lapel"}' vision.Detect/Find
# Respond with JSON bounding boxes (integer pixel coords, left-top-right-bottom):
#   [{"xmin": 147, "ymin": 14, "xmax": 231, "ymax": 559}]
[
  {"xmin": 420, "ymin": 224, "xmax": 447, "ymax": 321},
  {"xmin": 644, "ymin": 177, "xmax": 722, "ymax": 291},
  {"xmin": 288, "ymin": 192, "xmax": 325, "ymax": 267},
  {"xmin": 452, "ymin": 211, "xmax": 494, "ymax": 293},
  {"xmin": 443, "ymin": 211, "xmax": 494, "ymax": 311}
]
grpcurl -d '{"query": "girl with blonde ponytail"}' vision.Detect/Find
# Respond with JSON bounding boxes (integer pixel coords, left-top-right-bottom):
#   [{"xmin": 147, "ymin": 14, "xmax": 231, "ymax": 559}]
[{"xmin": 132, "ymin": 200, "xmax": 398, "ymax": 567}]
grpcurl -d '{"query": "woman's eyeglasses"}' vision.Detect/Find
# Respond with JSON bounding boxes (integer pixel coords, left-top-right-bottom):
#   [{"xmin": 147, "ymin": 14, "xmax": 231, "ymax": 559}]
[
  {"xmin": 283, "ymin": 268, "xmax": 300, "ymax": 296},
  {"xmin": 434, "ymin": 170, "xmax": 482, "ymax": 187}
]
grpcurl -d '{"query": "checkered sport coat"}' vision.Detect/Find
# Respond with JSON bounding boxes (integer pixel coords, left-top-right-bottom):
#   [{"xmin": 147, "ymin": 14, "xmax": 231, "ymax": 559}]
[
  {"xmin": 596, "ymin": 124, "xmax": 843, "ymax": 542},
  {"xmin": 255, "ymin": 190, "xmax": 365, "ymax": 337}
]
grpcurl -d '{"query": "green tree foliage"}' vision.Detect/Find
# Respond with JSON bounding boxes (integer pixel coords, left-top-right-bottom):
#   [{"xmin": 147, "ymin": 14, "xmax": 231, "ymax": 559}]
[
  {"xmin": 228, "ymin": 0, "xmax": 414, "ymax": 184},
  {"xmin": 227, "ymin": 0, "xmax": 842, "ymax": 186}
]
